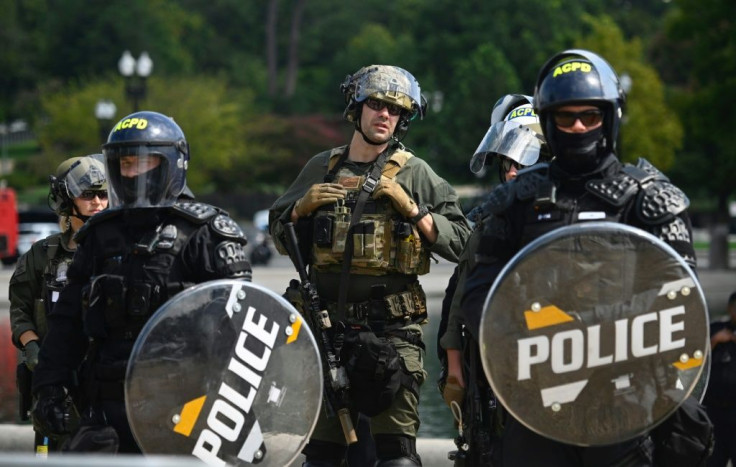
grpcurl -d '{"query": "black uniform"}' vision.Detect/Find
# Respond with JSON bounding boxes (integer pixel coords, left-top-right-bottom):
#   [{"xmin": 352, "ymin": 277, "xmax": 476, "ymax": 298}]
[
  {"xmin": 461, "ymin": 155, "xmax": 695, "ymax": 466},
  {"xmin": 32, "ymin": 201, "xmax": 251, "ymax": 452}
]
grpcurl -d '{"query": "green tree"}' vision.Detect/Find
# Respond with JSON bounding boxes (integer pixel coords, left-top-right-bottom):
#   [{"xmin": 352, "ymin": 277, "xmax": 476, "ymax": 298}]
[
  {"xmin": 661, "ymin": 0, "xmax": 736, "ymax": 269},
  {"xmin": 37, "ymin": 75, "xmax": 254, "ymax": 195},
  {"xmin": 575, "ymin": 15, "xmax": 683, "ymax": 169}
]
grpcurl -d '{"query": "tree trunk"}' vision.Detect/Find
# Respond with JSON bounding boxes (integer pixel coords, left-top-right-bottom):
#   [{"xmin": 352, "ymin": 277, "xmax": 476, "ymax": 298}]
[
  {"xmin": 266, "ymin": 0, "xmax": 279, "ymax": 96},
  {"xmin": 284, "ymin": 0, "xmax": 307, "ymax": 97},
  {"xmin": 708, "ymin": 193, "xmax": 730, "ymax": 270}
]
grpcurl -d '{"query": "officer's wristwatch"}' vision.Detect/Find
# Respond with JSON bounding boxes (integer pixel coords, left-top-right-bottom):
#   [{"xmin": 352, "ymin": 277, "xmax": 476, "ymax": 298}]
[{"xmin": 409, "ymin": 204, "xmax": 430, "ymax": 225}]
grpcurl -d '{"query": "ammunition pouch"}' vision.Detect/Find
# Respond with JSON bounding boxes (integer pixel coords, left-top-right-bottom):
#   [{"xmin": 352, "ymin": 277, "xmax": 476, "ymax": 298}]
[
  {"xmin": 82, "ymin": 275, "xmax": 161, "ymax": 339},
  {"xmin": 326, "ymin": 281, "xmax": 427, "ymax": 327},
  {"xmin": 312, "ymin": 202, "xmax": 430, "ymax": 276},
  {"xmin": 341, "ymin": 328, "xmax": 408, "ymax": 417}
]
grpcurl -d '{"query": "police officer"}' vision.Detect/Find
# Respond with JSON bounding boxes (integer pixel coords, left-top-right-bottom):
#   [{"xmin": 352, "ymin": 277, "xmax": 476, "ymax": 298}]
[
  {"xmin": 31, "ymin": 111, "xmax": 252, "ymax": 453},
  {"xmin": 10, "ymin": 154, "xmax": 108, "ymax": 453},
  {"xmin": 436, "ymin": 95, "xmax": 548, "ymax": 465},
  {"xmin": 460, "ymin": 49, "xmax": 697, "ymax": 466},
  {"xmin": 269, "ymin": 65, "xmax": 471, "ymax": 466}
]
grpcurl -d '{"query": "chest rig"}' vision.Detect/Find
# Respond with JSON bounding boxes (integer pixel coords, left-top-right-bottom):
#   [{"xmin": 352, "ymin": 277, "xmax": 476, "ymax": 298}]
[
  {"xmin": 81, "ymin": 205, "xmax": 213, "ymax": 340},
  {"xmin": 41, "ymin": 233, "xmax": 74, "ymax": 313},
  {"xmin": 311, "ymin": 147, "xmax": 429, "ymax": 276}
]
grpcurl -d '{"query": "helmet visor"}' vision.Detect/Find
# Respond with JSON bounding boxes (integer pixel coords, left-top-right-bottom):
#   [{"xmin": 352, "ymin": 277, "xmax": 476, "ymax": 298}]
[
  {"xmin": 470, "ymin": 121, "xmax": 543, "ymax": 174},
  {"xmin": 103, "ymin": 144, "xmax": 178, "ymax": 209}
]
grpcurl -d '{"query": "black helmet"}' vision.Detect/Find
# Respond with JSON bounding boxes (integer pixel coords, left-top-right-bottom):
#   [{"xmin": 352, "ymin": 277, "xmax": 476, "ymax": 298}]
[
  {"xmin": 340, "ymin": 65, "xmax": 427, "ymax": 142},
  {"xmin": 102, "ymin": 111, "xmax": 189, "ymax": 208},
  {"xmin": 534, "ymin": 49, "xmax": 625, "ymax": 167},
  {"xmin": 470, "ymin": 95, "xmax": 548, "ymax": 182},
  {"xmin": 48, "ymin": 154, "xmax": 107, "ymax": 216}
]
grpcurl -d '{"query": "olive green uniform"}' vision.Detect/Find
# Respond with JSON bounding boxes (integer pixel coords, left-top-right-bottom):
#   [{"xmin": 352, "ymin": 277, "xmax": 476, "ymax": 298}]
[
  {"xmin": 10, "ymin": 230, "xmax": 75, "ymax": 348},
  {"xmin": 439, "ymin": 222, "xmax": 483, "ymax": 353},
  {"xmin": 9, "ymin": 229, "xmax": 74, "ymax": 452},
  {"xmin": 270, "ymin": 144, "xmax": 471, "ymax": 443}
]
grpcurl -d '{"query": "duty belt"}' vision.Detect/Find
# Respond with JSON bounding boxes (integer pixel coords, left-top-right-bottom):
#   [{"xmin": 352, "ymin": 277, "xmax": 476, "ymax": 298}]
[{"xmin": 326, "ymin": 281, "xmax": 428, "ymax": 326}]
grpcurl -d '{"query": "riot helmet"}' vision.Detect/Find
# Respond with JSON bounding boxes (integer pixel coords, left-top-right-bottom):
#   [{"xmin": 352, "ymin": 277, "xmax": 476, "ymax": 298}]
[
  {"xmin": 534, "ymin": 49, "xmax": 625, "ymax": 174},
  {"xmin": 102, "ymin": 111, "xmax": 189, "ymax": 208},
  {"xmin": 470, "ymin": 95, "xmax": 547, "ymax": 182},
  {"xmin": 48, "ymin": 154, "xmax": 108, "ymax": 217},
  {"xmin": 340, "ymin": 65, "xmax": 427, "ymax": 144}
]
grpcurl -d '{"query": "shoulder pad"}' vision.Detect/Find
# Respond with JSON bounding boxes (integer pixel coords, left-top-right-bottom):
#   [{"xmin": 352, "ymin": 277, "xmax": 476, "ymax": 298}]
[
  {"xmin": 514, "ymin": 163, "xmax": 550, "ymax": 201},
  {"xmin": 210, "ymin": 213, "xmax": 247, "ymax": 240},
  {"xmin": 172, "ymin": 201, "xmax": 219, "ymax": 223},
  {"xmin": 466, "ymin": 205, "xmax": 483, "ymax": 225},
  {"xmin": 636, "ymin": 180, "xmax": 690, "ymax": 225},
  {"xmin": 74, "ymin": 209, "xmax": 123, "ymax": 242},
  {"xmin": 481, "ymin": 183, "xmax": 515, "ymax": 216},
  {"xmin": 634, "ymin": 157, "xmax": 670, "ymax": 182},
  {"xmin": 585, "ymin": 170, "xmax": 640, "ymax": 207}
]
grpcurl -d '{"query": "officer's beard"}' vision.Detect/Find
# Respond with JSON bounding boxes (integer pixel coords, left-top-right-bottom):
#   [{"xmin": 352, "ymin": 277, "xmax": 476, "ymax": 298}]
[
  {"xmin": 356, "ymin": 121, "xmax": 394, "ymax": 146},
  {"xmin": 549, "ymin": 126, "xmax": 607, "ymax": 175}
]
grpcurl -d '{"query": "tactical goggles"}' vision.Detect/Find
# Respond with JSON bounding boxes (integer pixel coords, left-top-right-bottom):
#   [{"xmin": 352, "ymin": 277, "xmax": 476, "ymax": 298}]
[
  {"xmin": 552, "ymin": 109, "xmax": 603, "ymax": 128},
  {"xmin": 364, "ymin": 98, "xmax": 403, "ymax": 116},
  {"xmin": 79, "ymin": 190, "xmax": 108, "ymax": 200}
]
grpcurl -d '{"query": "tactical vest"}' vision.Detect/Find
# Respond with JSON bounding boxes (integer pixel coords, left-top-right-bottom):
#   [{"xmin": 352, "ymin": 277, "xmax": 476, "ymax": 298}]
[
  {"xmin": 32, "ymin": 233, "xmax": 74, "ymax": 340},
  {"xmin": 311, "ymin": 149, "xmax": 430, "ymax": 276},
  {"xmin": 478, "ymin": 157, "xmax": 690, "ymax": 256},
  {"xmin": 81, "ymin": 203, "xmax": 229, "ymax": 341}
]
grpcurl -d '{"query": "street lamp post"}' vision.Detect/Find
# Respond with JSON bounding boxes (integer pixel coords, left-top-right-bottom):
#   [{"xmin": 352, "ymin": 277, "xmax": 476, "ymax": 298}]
[
  {"xmin": 94, "ymin": 99, "xmax": 117, "ymax": 144},
  {"xmin": 118, "ymin": 50, "xmax": 153, "ymax": 113}
]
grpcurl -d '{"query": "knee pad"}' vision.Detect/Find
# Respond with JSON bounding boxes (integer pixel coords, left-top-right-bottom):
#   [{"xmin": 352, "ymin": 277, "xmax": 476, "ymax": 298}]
[
  {"xmin": 374, "ymin": 434, "xmax": 421, "ymax": 466},
  {"xmin": 302, "ymin": 439, "xmax": 346, "ymax": 467}
]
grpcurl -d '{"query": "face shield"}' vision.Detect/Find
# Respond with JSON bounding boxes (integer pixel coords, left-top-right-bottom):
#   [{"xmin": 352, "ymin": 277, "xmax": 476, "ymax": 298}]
[
  {"xmin": 103, "ymin": 143, "xmax": 182, "ymax": 209},
  {"xmin": 469, "ymin": 121, "xmax": 544, "ymax": 174}
]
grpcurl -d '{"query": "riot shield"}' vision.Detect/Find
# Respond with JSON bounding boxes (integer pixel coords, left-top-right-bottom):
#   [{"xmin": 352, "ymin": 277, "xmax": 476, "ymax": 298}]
[
  {"xmin": 126, "ymin": 280, "xmax": 322, "ymax": 466},
  {"xmin": 479, "ymin": 222, "xmax": 709, "ymax": 446}
]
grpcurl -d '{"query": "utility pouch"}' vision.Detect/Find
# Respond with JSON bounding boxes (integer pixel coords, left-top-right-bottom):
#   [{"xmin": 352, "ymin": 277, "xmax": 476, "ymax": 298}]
[
  {"xmin": 127, "ymin": 283, "xmax": 155, "ymax": 319},
  {"xmin": 314, "ymin": 216, "xmax": 333, "ymax": 247},
  {"xmin": 33, "ymin": 298, "xmax": 48, "ymax": 341},
  {"xmin": 341, "ymin": 327, "xmax": 403, "ymax": 417},
  {"xmin": 99, "ymin": 275, "xmax": 127, "ymax": 328},
  {"xmin": 332, "ymin": 218, "xmax": 349, "ymax": 254}
]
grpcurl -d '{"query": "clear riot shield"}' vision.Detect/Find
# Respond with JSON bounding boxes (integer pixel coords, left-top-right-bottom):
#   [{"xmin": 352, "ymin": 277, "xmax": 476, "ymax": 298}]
[
  {"xmin": 125, "ymin": 280, "xmax": 323, "ymax": 466},
  {"xmin": 479, "ymin": 222, "xmax": 709, "ymax": 446}
]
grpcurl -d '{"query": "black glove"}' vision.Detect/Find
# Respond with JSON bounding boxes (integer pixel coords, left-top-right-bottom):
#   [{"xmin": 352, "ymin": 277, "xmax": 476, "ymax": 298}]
[
  {"xmin": 23, "ymin": 340, "xmax": 40, "ymax": 371},
  {"xmin": 32, "ymin": 385, "xmax": 74, "ymax": 438}
]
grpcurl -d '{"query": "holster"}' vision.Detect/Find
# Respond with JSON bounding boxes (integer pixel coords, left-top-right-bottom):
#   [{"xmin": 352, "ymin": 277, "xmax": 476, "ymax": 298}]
[{"xmin": 17, "ymin": 363, "xmax": 32, "ymax": 421}]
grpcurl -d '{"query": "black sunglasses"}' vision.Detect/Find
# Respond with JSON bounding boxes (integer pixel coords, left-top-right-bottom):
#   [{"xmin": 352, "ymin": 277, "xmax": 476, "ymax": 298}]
[
  {"xmin": 364, "ymin": 98, "xmax": 403, "ymax": 116},
  {"xmin": 552, "ymin": 109, "xmax": 604, "ymax": 128},
  {"xmin": 79, "ymin": 190, "xmax": 108, "ymax": 200},
  {"xmin": 500, "ymin": 157, "xmax": 520, "ymax": 173}
]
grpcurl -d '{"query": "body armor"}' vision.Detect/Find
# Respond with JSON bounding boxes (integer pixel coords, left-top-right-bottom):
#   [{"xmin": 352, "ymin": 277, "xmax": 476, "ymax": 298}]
[
  {"xmin": 311, "ymin": 149, "xmax": 429, "ymax": 276},
  {"xmin": 79, "ymin": 201, "xmax": 248, "ymax": 342},
  {"xmin": 31, "ymin": 233, "xmax": 74, "ymax": 341},
  {"xmin": 477, "ymin": 157, "xmax": 693, "ymax": 266}
]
